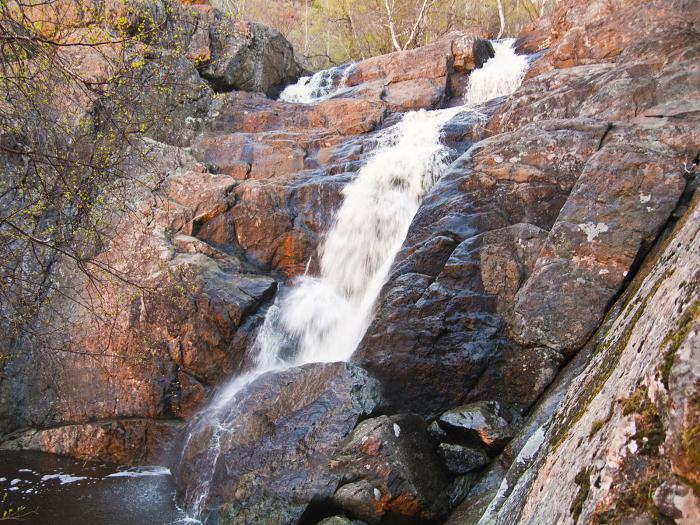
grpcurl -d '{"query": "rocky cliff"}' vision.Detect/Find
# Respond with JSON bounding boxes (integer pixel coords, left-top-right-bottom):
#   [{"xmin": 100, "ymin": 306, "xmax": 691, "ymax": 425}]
[{"xmin": 0, "ymin": 0, "xmax": 698, "ymax": 524}]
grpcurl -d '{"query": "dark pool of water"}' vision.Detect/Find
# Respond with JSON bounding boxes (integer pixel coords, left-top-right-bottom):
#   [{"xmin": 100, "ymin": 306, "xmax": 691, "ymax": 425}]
[{"xmin": 0, "ymin": 451, "xmax": 195, "ymax": 524}]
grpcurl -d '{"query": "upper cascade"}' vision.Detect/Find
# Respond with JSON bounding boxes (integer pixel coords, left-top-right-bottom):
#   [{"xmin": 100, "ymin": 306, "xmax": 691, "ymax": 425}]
[
  {"xmin": 464, "ymin": 39, "xmax": 529, "ymax": 106},
  {"xmin": 278, "ymin": 63, "xmax": 352, "ymax": 103}
]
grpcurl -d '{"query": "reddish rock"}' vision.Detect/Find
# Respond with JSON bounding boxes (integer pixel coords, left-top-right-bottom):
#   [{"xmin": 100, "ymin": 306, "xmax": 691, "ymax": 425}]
[
  {"xmin": 343, "ymin": 28, "xmax": 490, "ymax": 111},
  {"xmin": 509, "ymin": 140, "xmax": 687, "ymax": 354},
  {"xmin": 345, "ymin": 43, "xmax": 450, "ymax": 88},
  {"xmin": 192, "ymin": 133, "xmax": 307, "ymax": 180},
  {"xmin": 493, "ymin": 2, "xmax": 700, "ymax": 136},
  {"xmin": 0, "ymin": 419, "xmax": 182, "ymax": 465},
  {"xmin": 331, "ymin": 414, "xmax": 449, "ymax": 524},
  {"xmin": 523, "ymin": 0, "xmax": 695, "ymax": 79},
  {"xmin": 161, "ymin": 170, "xmax": 237, "ymax": 234},
  {"xmin": 447, "ymin": 29, "xmax": 492, "ymax": 71},
  {"xmin": 383, "ymin": 77, "xmax": 447, "ymax": 112},
  {"xmin": 312, "ymin": 98, "xmax": 387, "ymax": 135}
]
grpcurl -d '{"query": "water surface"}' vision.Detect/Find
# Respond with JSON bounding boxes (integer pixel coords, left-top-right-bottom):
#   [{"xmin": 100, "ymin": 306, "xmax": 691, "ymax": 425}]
[{"xmin": 0, "ymin": 451, "xmax": 190, "ymax": 524}]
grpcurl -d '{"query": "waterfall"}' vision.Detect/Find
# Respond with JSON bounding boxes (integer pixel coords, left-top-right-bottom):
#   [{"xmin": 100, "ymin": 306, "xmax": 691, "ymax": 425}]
[
  {"xmin": 178, "ymin": 39, "xmax": 528, "ymax": 520},
  {"xmin": 278, "ymin": 63, "xmax": 352, "ymax": 103},
  {"xmin": 465, "ymin": 39, "xmax": 528, "ymax": 106}
]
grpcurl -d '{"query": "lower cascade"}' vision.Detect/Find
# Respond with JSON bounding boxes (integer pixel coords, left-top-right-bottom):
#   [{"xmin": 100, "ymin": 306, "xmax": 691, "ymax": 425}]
[{"xmin": 177, "ymin": 39, "xmax": 529, "ymax": 521}]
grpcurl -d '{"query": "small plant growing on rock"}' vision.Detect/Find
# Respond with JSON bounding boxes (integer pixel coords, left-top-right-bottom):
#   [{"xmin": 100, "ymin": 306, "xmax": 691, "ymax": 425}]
[{"xmin": 0, "ymin": 492, "xmax": 27, "ymax": 521}]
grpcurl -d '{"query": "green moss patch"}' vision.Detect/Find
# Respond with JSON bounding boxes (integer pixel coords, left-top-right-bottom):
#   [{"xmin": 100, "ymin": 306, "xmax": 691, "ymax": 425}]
[
  {"xmin": 622, "ymin": 385, "xmax": 665, "ymax": 456},
  {"xmin": 596, "ymin": 476, "xmax": 673, "ymax": 525},
  {"xmin": 570, "ymin": 467, "xmax": 592, "ymax": 523}
]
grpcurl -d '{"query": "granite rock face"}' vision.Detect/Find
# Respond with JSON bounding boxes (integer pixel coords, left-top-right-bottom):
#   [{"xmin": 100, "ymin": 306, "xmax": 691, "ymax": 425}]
[
  {"xmin": 352, "ymin": 119, "xmax": 611, "ymax": 417},
  {"xmin": 354, "ymin": 0, "xmax": 698, "ymax": 425},
  {"xmin": 342, "ymin": 27, "xmax": 491, "ymax": 108},
  {"xmin": 465, "ymin": 190, "xmax": 700, "ymax": 525},
  {"xmin": 185, "ymin": 6, "xmax": 305, "ymax": 98}
]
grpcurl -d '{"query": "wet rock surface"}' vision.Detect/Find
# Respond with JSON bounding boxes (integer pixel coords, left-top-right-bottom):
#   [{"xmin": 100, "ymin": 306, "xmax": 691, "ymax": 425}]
[
  {"xmin": 472, "ymin": 39, "xmax": 495, "ymax": 69},
  {"xmin": 508, "ymin": 139, "xmax": 686, "ymax": 354},
  {"xmin": 353, "ymin": 119, "xmax": 610, "ymax": 417},
  {"xmin": 483, "ymin": 191, "xmax": 700, "ymax": 525},
  {"xmin": 437, "ymin": 444, "xmax": 490, "ymax": 475},
  {"xmin": 438, "ymin": 401, "xmax": 519, "ymax": 452},
  {"xmin": 175, "ymin": 362, "xmax": 380, "ymax": 525},
  {"xmin": 331, "ymin": 414, "xmax": 449, "ymax": 524}
]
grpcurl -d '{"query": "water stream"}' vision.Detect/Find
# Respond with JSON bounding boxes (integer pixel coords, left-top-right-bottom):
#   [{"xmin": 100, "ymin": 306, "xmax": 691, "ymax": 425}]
[
  {"xmin": 179, "ymin": 39, "xmax": 528, "ymax": 519},
  {"xmin": 278, "ymin": 63, "xmax": 353, "ymax": 103}
]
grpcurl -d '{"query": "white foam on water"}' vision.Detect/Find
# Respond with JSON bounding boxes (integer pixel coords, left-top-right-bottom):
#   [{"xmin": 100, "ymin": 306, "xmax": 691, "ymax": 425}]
[
  {"xmin": 255, "ymin": 105, "xmax": 461, "ymax": 366},
  {"xmin": 106, "ymin": 466, "xmax": 171, "ymax": 478},
  {"xmin": 40, "ymin": 474, "xmax": 88, "ymax": 485},
  {"xmin": 465, "ymin": 39, "xmax": 529, "ymax": 107}
]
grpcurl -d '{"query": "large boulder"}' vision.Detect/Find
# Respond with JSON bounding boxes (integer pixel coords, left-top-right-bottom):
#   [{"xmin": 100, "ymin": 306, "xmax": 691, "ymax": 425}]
[
  {"xmin": 508, "ymin": 140, "xmax": 686, "ymax": 354},
  {"xmin": 198, "ymin": 17, "xmax": 305, "ymax": 97},
  {"xmin": 353, "ymin": 119, "xmax": 610, "ymax": 417},
  {"xmin": 331, "ymin": 414, "xmax": 450, "ymax": 524},
  {"xmin": 342, "ymin": 27, "xmax": 491, "ymax": 110},
  {"xmin": 175, "ymin": 362, "xmax": 381, "ymax": 525}
]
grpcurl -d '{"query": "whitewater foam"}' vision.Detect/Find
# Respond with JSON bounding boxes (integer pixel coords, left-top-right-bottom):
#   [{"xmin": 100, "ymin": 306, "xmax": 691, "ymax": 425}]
[
  {"xmin": 465, "ymin": 39, "xmax": 528, "ymax": 107},
  {"xmin": 278, "ymin": 63, "xmax": 351, "ymax": 103}
]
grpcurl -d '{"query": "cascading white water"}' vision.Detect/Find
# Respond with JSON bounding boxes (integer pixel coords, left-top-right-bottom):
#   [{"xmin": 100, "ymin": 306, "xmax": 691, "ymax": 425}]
[
  {"xmin": 278, "ymin": 63, "xmax": 352, "ymax": 103},
  {"xmin": 465, "ymin": 39, "xmax": 528, "ymax": 106},
  {"xmin": 206, "ymin": 104, "xmax": 461, "ymax": 417},
  {"xmin": 179, "ymin": 39, "xmax": 529, "ymax": 520}
]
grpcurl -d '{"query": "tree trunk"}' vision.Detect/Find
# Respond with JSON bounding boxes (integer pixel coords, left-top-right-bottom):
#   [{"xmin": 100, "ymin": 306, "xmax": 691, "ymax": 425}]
[
  {"xmin": 304, "ymin": 0, "xmax": 310, "ymax": 55},
  {"xmin": 383, "ymin": 0, "xmax": 403, "ymax": 52},
  {"xmin": 402, "ymin": 0, "xmax": 434, "ymax": 50},
  {"xmin": 496, "ymin": 0, "xmax": 506, "ymax": 38}
]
